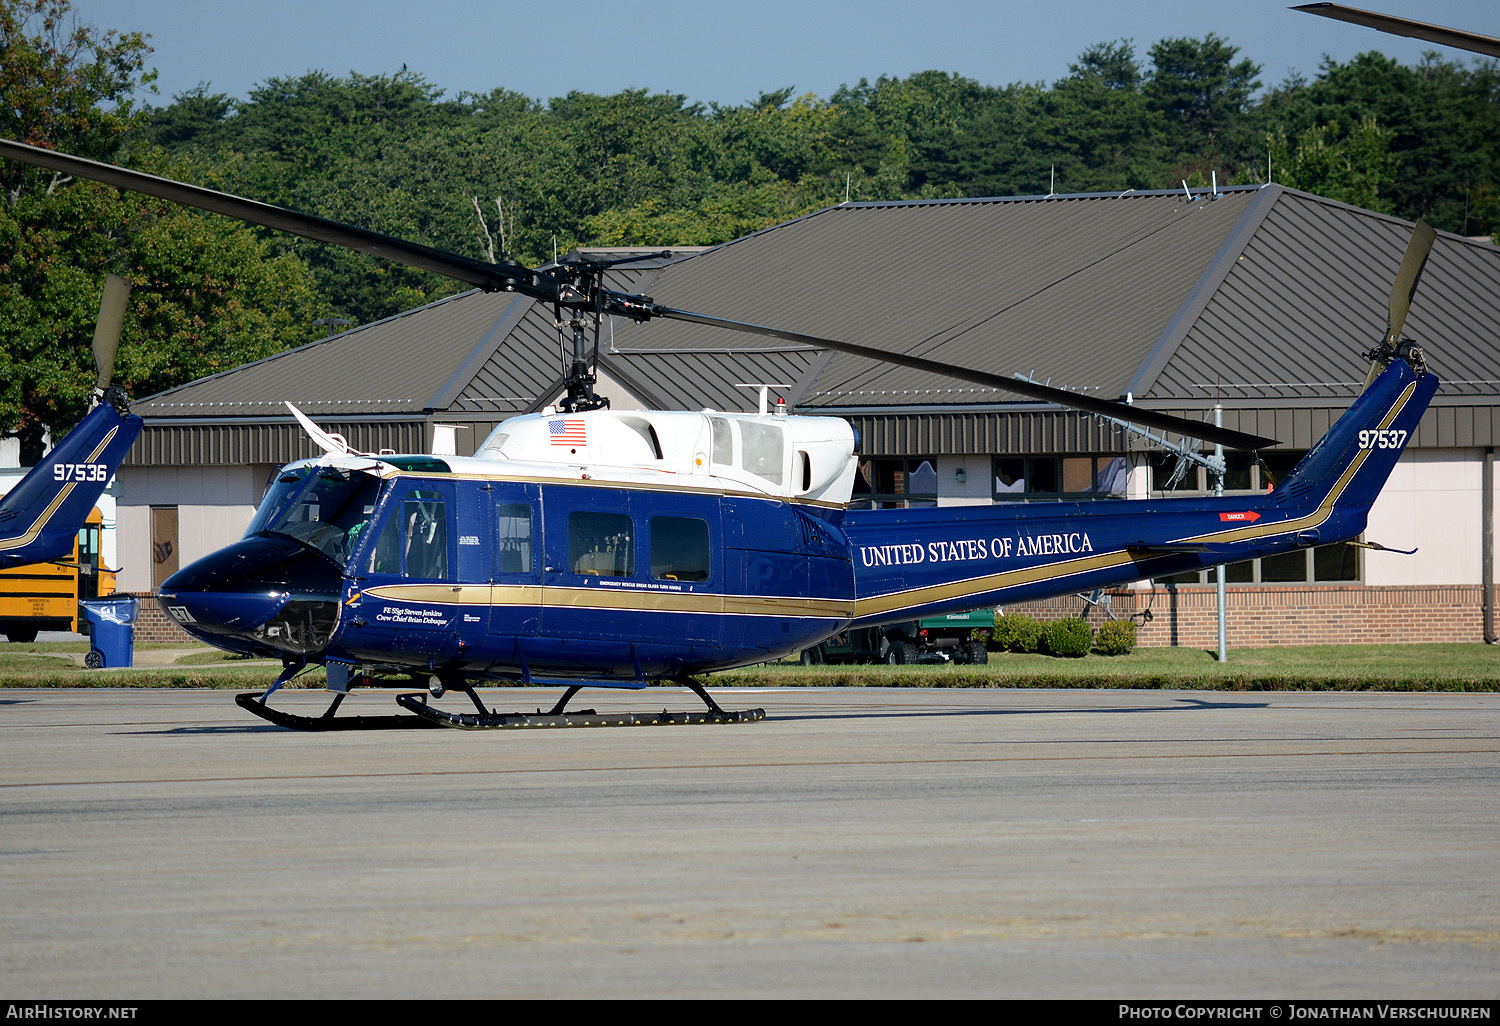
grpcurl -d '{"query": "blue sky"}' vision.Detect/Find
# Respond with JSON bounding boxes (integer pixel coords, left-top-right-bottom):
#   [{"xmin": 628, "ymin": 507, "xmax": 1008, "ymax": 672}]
[{"xmin": 68, "ymin": 0, "xmax": 1497, "ymax": 108}]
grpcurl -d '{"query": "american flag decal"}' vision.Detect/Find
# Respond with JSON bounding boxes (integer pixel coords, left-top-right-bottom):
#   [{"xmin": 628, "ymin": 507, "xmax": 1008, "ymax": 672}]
[{"xmin": 549, "ymin": 419, "xmax": 586, "ymax": 446}]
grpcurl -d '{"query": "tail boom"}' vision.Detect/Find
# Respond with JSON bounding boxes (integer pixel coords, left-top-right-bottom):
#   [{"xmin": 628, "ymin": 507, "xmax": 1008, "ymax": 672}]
[{"xmin": 843, "ymin": 360, "xmax": 1437, "ymax": 626}]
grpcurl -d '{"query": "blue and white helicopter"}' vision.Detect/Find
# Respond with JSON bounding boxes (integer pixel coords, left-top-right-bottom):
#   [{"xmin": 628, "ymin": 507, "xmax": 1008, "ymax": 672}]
[
  {"xmin": 0, "ymin": 273, "xmax": 142, "ymax": 571},
  {"xmin": 0, "ymin": 139, "xmax": 1438, "ymax": 729}
]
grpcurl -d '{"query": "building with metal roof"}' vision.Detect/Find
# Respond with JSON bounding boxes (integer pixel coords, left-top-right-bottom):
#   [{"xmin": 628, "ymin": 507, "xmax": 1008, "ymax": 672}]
[{"xmin": 119, "ymin": 184, "xmax": 1500, "ymax": 646}]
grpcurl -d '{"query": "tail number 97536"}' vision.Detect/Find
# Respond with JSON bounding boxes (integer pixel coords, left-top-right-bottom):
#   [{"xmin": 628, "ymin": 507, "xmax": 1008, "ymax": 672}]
[
  {"xmin": 53, "ymin": 463, "xmax": 110, "ymax": 481},
  {"xmin": 1358, "ymin": 429, "xmax": 1407, "ymax": 450}
]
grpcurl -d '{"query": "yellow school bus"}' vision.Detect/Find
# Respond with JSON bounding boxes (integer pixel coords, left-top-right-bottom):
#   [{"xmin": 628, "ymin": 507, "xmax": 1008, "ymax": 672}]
[{"xmin": 0, "ymin": 507, "xmax": 116, "ymax": 642}]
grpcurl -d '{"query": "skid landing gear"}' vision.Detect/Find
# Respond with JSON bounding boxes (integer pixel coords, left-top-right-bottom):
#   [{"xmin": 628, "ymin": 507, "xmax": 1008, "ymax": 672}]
[
  {"xmin": 235, "ymin": 689, "xmax": 441, "ymax": 730},
  {"xmin": 236, "ymin": 660, "xmax": 441, "ymax": 730},
  {"xmin": 394, "ymin": 677, "xmax": 764, "ymax": 729},
  {"xmin": 235, "ymin": 674, "xmax": 763, "ymax": 731}
]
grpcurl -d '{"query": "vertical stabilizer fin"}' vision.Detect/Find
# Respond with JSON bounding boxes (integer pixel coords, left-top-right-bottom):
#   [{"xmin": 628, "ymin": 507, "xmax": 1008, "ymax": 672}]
[{"xmin": 0, "ymin": 401, "xmax": 143, "ymax": 567}]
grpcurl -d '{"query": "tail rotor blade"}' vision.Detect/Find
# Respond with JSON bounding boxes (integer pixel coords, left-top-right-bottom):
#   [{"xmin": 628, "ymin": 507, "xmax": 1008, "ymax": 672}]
[
  {"xmin": 1386, "ymin": 219, "xmax": 1435, "ymax": 347},
  {"xmin": 1364, "ymin": 219, "xmax": 1435, "ymax": 389},
  {"xmin": 92, "ymin": 273, "xmax": 130, "ymax": 391}
]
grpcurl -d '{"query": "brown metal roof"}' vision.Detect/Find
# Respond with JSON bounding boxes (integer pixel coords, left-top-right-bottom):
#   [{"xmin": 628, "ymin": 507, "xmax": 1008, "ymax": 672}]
[
  {"xmin": 1144, "ymin": 188, "xmax": 1500, "ymax": 405},
  {"xmin": 601, "ymin": 188, "xmax": 1262, "ymax": 410},
  {"xmin": 132, "ymin": 250, "xmax": 697, "ymax": 421},
  {"xmin": 132, "ymin": 289, "xmax": 525, "ymax": 419},
  {"xmin": 126, "ymin": 189, "xmax": 1500, "ymax": 463}
]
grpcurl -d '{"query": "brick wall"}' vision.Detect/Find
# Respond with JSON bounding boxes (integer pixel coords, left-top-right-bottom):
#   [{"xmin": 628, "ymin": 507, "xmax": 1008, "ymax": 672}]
[{"xmin": 1004, "ymin": 585, "xmax": 1493, "ymax": 647}]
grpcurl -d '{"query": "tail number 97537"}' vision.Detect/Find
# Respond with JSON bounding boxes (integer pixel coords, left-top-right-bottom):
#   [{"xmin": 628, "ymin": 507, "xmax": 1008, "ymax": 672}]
[
  {"xmin": 53, "ymin": 463, "xmax": 110, "ymax": 482},
  {"xmin": 1358, "ymin": 429, "xmax": 1408, "ymax": 449}
]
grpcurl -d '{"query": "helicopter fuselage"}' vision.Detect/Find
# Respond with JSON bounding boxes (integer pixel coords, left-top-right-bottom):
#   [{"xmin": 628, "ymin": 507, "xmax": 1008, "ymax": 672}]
[
  {"xmin": 158, "ymin": 358, "xmax": 1437, "ymax": 689},
  {"xmin": 161, "ymin": 466, "xmax": 857, "ymax": 682}
]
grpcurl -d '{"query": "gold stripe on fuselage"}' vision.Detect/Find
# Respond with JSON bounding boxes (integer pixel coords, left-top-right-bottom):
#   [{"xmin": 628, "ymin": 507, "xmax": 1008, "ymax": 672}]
[
  {"xmin": 360, "ymin": 582, "xmax": 853, "ymax": 620},
  {"xmin": 851, "ymin": 547, "xmax": 1139, "ymax": 620}
]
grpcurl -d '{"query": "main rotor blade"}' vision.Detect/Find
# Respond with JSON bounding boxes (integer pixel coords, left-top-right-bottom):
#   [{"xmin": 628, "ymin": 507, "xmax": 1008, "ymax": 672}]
[
  {"xmin": 1293, "ymin": 3, "xmax": 1500, "ymax": 59},
  {"xmin": 1385, "ymin": 219, "xmax": 1435, "ymax": 348},
  {"xmin": 626, "ymin": 299, "xmax": 1279, "ymax": 450},
  {"xmin": 0, "ymin": 139, "xmax": 541, "ymax": 297},
  {"xmin": 92, "ymin": 273, "xmax": 130, "ymax": 391}
]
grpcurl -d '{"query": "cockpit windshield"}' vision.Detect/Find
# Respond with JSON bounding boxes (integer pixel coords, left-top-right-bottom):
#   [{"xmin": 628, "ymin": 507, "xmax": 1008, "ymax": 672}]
[{"xmin": 247, "ymin": 465, "xmax": 382, "ymax": 568}]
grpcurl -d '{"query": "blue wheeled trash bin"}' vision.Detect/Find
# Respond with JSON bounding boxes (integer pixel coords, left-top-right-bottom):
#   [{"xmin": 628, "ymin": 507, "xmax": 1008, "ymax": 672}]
[{"xmin": 80, "ymin": 597, "xmax": 139, "ymax": 669}]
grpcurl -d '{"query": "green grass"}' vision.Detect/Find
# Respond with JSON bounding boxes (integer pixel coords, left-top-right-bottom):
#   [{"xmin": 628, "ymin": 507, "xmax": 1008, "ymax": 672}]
[
  {"xmin": 715, "ymin": 643, "xmax": 1500, "ymax": 691},
  {"xmin": 0, "ymin": 641, "xmax": 297, "ymax": 689},
  {"xmin": 0, "ymin": 640, "xmax": 1497, "ymax": 690}
]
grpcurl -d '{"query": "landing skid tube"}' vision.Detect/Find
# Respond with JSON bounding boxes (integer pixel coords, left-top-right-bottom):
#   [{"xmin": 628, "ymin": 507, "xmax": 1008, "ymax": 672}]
[
  {"xmin": 235, "ymin": 677, "xmax": 763, "ymax": 731},
  {"xmin": 235, "ymin": 690, "xmax": 440, "ymax": 730},
  {"xmin": 394, "ymin": 678, "xmax": 765, "ymax": 729}
]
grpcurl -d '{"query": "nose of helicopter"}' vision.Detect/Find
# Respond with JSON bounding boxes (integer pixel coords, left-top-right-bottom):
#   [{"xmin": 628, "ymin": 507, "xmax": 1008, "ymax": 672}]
[{"xmin": 156, "ymin": 535, "xmax": 344, "ymax": 657}]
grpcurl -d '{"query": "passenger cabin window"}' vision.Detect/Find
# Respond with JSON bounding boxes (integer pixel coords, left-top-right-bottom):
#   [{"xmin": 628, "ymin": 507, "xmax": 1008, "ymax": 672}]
[
  {"xmin": 569, "ymin": 511, "xmax": 634, "ymax": 577},
  {"xmin": 494, "ymin": 502, "xmax": 532, "ymax": 574},
  {"xmin": 710, "ymin": 418, "xmax": 733, "ymax": 466},
  {"xmin": 369, "ymin": 490, "xmax": 449, "ymax": 580},
  {"xmin": 651, "ymin": 516, "xmax": 710, "ymax": 582},
  {"xmin": 740, "ymin": 421, "xmax": 784, "ymax": 484}
]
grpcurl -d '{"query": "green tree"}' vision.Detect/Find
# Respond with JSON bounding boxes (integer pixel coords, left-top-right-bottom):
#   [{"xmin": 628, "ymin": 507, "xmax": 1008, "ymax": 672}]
[
  {"xmin": 1044, "ymin": 40, "xmax": 1172, "ymax": 193},
  {"xmin": 1262, "ymin": 51, "xmax": 1500, "ymax": 235},
  {"xmin": 905, "ymin": 83, "xmax": 1050, "ymax": 197},
  {"xmin": 140, "ymin": 82, "xmax": 233, "ymax": 148},
  {"xmin": 904, "ymin": 43, "xmax": 1172, "ymax": 201},
  {"xmin": 1145, "ymin": 34, "xmax": 1262, "ymax": 171},
  {"xmin": 1268, "ymin": 116, "xmax": 1395, "ymax": 211},
  {"xmin": 0, "ymin": 0, "xmax": 154, "ymax": 200},
  {"xmin": 120, "ymin": 25, "xmax": 1500, "ymax": 346},
  {"xmin": 0, "ymin": 152, "xmax": 322, "ymax": 446},
  {"xmin": 833, "ymin": 70, "xmax": 998, "ymax": 198}
]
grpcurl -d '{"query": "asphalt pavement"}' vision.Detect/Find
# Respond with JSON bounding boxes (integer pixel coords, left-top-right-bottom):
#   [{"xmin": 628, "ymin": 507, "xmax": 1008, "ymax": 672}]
[{"xmin": 2, "ymin": 686, "xmax": 1496, "ymax": 999}]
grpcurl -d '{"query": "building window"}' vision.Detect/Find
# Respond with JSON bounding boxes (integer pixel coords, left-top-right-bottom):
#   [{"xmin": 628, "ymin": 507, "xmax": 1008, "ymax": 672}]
[
  {"xmin": 1147, "ymin": 449, "xmax": 1306, "ymax": 494},
  {"xmin": 1158, "ymin": 545, "xmax": 1361, "ymax": 586},
  {"xmin": 992, "ymin": 455, "xmax": 1126, "ymax": 501},
  {"xmin": 850, "ymin": 458, "xmax": 937, "ymax": 509}
]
